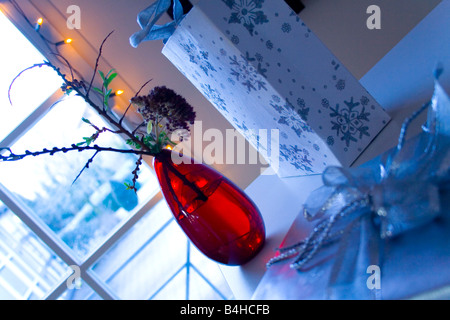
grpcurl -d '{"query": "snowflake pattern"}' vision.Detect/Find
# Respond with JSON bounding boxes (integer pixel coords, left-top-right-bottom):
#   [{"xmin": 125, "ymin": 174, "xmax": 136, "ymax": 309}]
[
  {"xmin": 200, "ymin": 84, "xmax": 228, "ymax": 113},
  {"xmin": 270, "ymin": 97, "xmax": 312, "ymax": 138},
  {"xmin": 181, "ymin": 38, "xmax": 217, "ymax": 76},
  {"xmin": 231, "ymin": 35, "xmax": 240, "ymax": 44},
  {"xmin": 162, "ymin": 0, "xmax": 390, "ymax": 177},
  {"xmin": 321, "ymin": 98, "xmax": 330, "ymax": 109},
  {"xmin": 229, "ymin": 53, "xmax": 267, "ymax": 93},
  {"xmin": 327, "ymin": 136, "xmax": 335, "ymax": 146},
  {"xmin": 335, "ymin": 79, "xmax": 345, "ymax": 91},
  {"xmin": 231, "ymin": 119, "xmax": 267, "ymax": 152},
  {"xmin": 232, "ymin": 117, "xmax": 249, "ymax": 132},
  {"xmin": 281, "ymin": 23, "xmax": 291, "ymax": 33},
  {"xmin": 280, "ymin": 144, "xmax": 314, "ymax": 173},
  {"xmin": 360, "ymin": 95, "xmax": 370, "ymax": 106},
  {"xmin": 290, "ymin": 97, "xmax": 310, "ymax": 121},
  {"xmin": 222, "ymin": 0, "xmax": 268, "ymax": 36},
  {"xmin": 330, "ymin": 97, "xmax": 371, "ymax": 147}
]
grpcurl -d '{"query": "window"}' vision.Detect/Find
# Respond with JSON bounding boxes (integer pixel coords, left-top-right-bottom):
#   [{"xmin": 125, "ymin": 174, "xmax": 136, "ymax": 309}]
[
  {"xmin": 0, "ymin": 7, "xmax": 233, "ymax": 300},
  {"xmin": 0, "ymin": 8, "xmax": 62, "ymax": 144},
  {"xmin": 0, "ymin": 201, "xmax": 69, "ymax": 299}
]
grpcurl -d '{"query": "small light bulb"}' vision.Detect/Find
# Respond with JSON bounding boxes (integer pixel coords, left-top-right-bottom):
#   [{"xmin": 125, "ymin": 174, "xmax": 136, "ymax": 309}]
[
  {"xmin": 110, "ymin": 90, "xmax": 125, "ymax": 98},
  {"xmin": 35, "ymin": 18, "xmax": 43, "ymax": 31},
  {"xmin": 56, "ymin": 38, "xmax": 73, "ymax": 46}
]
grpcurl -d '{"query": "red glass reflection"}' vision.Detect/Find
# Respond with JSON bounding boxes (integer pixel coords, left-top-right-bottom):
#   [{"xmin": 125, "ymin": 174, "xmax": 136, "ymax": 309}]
[{"xmin": 153, "ymin": 149, "xmax": 265, "ymax": 265}]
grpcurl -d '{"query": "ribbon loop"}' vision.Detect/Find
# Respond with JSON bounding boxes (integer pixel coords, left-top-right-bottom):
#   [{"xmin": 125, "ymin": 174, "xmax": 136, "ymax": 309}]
[{"xmin": 130, "ymin": 0, "xmax": 186, "ymax": 47}]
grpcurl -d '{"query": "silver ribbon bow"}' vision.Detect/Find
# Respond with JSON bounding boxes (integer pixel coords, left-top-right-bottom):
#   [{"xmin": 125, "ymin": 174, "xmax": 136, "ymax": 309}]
[
  {"xmin": 267, "ymin": 68, "xmax": 450, "ymax": 299},
  {"xmin": 130, "ymin": 0, "xmax": 185, "ymax": 47}
]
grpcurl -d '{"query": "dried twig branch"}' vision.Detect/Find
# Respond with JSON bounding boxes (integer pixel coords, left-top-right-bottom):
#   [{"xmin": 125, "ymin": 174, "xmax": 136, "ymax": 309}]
[
  {"xmin": 4, "ymin": 32, "xmax": 197, "ymax": 194},
  {"xmin": 126, "ymin": 155, "xmax": 143, "ymax": 192},
  {"xmin": 8, "ymin": 63, "xmax": 48, "ymax": 105},
  {"xmin": 86, "ymin": 30, "xmax": 115, "ymax": 98},
  {"xmin": 5, "ymin": 32, "xmax": 154, "ymax": 188},
  {"xmin": 119, "ymin": 78, "xmax": 153, "ymax": 126},
  {"xmin": 51, "ymin": 52, "xmax": 76, "ymax": 82},
  {"xmin": 45, "ymin": 61, "xmax": 149, "ymax": 153},
  {"xmin": 72, "ymin": 150, "xmax": 99, "ymax": 185},
  {"xmin": 0, "ymin": 144, "xmax": 153, "ymax": 162},
  {"xmin": 132, "ymin": 121, "xmax": 146, "ymax": 136}
]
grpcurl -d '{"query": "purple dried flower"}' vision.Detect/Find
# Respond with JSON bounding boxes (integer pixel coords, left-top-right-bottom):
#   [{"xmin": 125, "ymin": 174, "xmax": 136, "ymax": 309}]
[{"xmin": 131, "ymin": 86, "xmax": 196, "ymax": 136}]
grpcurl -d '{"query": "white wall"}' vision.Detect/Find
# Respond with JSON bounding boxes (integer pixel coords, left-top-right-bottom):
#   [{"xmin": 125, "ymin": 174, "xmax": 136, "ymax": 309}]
[{"xmin": 300, "ymin": 0, "xmax": 442, "ymax": 79}]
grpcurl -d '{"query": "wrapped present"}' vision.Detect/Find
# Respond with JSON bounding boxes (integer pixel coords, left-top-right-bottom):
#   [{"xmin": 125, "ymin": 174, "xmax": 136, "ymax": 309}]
[
  {"xmin": 130, "ymin": 0, "xmax": 391, "ymax": 177},
  {"xmin": 253, "ymin": 69, "xmax": 450, "ymax": 299}
]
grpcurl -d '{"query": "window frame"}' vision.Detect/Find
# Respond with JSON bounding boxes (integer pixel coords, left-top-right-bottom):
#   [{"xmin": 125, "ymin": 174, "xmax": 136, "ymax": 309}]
[{"xmin": 0, "ymin": 1, "xmax": 164, "ymax": 300}]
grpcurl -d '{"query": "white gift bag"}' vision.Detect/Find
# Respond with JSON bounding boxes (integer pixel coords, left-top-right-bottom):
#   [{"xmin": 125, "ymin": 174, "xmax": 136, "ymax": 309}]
[{"xmin": 150, "ymin": 0, "xmax": 391, "ymax": 177}]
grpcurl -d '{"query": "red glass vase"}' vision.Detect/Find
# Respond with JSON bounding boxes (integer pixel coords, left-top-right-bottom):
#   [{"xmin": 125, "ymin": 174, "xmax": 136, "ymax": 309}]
[{"xmin": 153, "ymin": 149, "xmax": 265, "ymax": 265}]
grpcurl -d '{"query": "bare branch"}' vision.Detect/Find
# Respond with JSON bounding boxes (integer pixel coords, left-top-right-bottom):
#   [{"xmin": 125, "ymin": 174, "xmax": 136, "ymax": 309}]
[
  {"xmin": 127, "ymin": 155, "xmax": 143, "ymax": 193},
  {"xmin": 132, "ymin": 121, "xmax": 146, "ymax": 136},
  {"xmin": 8, "ymin": 62, "xmax": 48, "ymax": 105},
  {"xmin": 3, "ymin": 32, "xmax": 185, "ymax": 192},
  {"xmin": 44, "ymin": 61, "xmax": 150, "ymax": 153},
  {"xmin": 0, "ymin": 145, "xmax": 153, "ymax": 162},
  {"xmin": 86, "ymin": 30, "xmax": 115, "ymax": 98},
  {"xmin": 72, "ymin": 150, "xmax": 99, "ymax": 185},
  {"xmin": 50, "ymin": 52, "xmax": 76, "ymax": 82},
  {"xmin": 119, "ymin": 78, "xmax": 153, "ymax": 126}
]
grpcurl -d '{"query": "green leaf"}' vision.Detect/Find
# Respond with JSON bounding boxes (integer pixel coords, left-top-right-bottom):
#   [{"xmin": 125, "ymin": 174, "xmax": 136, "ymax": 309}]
[
  {"xmin": 83, "ymin": 137, "xmax": 93, "ymax": 146},
  {"xmin": 124, "ymin": 182, "xmax": 134, "ymax": 190},
  {"xmin": 143, "ymin": 135, "xmax": 156, "ymax": 148},
  {"xmin": 81, "ymin": 117, "xmax": 91, "ymax": 124},
  {"xmin": 93, "ymin": 87, "xmax": 103, "ymax": 95},
  {"xmin": 126, "ymin": 138, "xmax": 142, "ymax": 149},
  {"xmin": 105, "ymin": 73, "xmax": 117, "ymax": 87},
  {"xmin": 150, "ymin": 143, "xmax": 162, "ymax": 154},
  {"xmin": 146, "ymin": 121, "xmax": 153, "ymax": 135},
  {"xmin": 157, "ymin": 130, "xmax": 168, "ymax": 145},
  {"xmin": 98, "ymin": 70, "xmax": 106, "ymax": 81},
  {"xmin": 105, "ymin": 69, "xmax": 116, "ymax": 79},
  {"xmin": 166, "ymin": 137, "xmax": 177, "ymax": 146}
]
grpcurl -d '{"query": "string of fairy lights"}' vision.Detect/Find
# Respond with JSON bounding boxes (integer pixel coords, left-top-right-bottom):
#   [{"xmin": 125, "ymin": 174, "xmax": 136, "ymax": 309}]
[{"xmin": 7, "ymin": 0, "xmax": 125, "ymax": 98}]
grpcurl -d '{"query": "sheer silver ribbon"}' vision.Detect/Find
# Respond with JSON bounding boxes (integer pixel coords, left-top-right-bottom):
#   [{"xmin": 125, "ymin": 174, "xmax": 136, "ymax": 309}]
[
  {"xmin": 130, "ymin": 0, "xmax": 185, "ymax": 47},
  {"xmin": 266, "ymin": 68, "xmax": 450, "ymax": 299}
]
